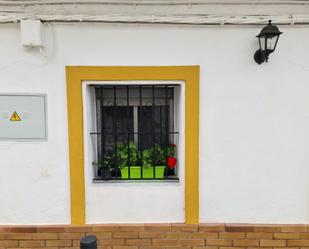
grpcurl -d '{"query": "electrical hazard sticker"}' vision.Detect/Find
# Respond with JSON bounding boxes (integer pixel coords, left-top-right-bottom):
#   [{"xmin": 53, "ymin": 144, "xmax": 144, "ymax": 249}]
[{"xmin": 10, "ymin": 111, "xmax": 21, "ymax": 121}]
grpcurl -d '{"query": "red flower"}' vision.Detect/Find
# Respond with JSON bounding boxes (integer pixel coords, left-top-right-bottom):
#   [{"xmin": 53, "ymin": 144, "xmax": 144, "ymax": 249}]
[
  {"xmin": 167, "ymin": 157, "xmax": 177, "ymax": 169},
  {"xmin": 170, "ymin": 144, "xmax": 176, "ymax": 147}
]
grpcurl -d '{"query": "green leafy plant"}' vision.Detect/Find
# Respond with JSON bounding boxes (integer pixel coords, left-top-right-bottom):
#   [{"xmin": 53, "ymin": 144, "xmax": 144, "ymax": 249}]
[
  {"xmin": 92, "ymin": 155, "xmax": 114, "ymax": 180},
  {"xmin": 99, "ymin": 142, "xmax": 177, "ymax": 169},
  {"xmin": 141, "ymin": 149, "xmax": 152, "ymax": 168},
  {"xmin": 116, "ymin": 142, "xmax": 138, "ymax": 168},
  {"xmin": 167, "ymin": 144, "xmax": 176, "ymax": 157},
  {"xmin": 151, "ymin": 144, "xmax": 164, "ymax": 165},
  {"xmin": 92, "ymin": 155, "xmax": 113, "ymax": 169}
]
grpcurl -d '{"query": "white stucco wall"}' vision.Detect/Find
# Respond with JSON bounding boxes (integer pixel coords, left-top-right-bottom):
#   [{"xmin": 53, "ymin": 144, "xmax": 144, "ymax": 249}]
[{"xmin": 0, "ymin": 22, "xmax": 309, "ymax": 224}]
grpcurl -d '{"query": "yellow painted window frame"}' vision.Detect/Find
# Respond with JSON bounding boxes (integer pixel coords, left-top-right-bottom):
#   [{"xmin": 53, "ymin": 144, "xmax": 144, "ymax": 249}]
[{"xmin": 66, "ymin": 66, "xmax": 199, "ymax": 225}]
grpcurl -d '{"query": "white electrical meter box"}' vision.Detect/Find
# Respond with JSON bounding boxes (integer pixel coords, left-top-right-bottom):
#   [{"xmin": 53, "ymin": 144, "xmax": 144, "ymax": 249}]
[
  {"xmin": 20, "ymin": 20, "xmax": 44, "ymax": 48},
  {"xmin": 0, "ymin": 94, "xmax": 47, "ymax": 140}
]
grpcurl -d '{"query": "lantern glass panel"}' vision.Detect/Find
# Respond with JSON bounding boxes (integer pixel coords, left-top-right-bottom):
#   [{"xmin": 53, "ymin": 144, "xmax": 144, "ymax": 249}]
[
  {"xmin": 259, "ymin": 37, "xmax": 266, "ymax": 50},
  {"xmin": 266, "ymin": 36, "xmax": 278, "ymax": 51},
  {"xmin": 259, "ymin": 36, "xmax": 279, "ymax": 52}
]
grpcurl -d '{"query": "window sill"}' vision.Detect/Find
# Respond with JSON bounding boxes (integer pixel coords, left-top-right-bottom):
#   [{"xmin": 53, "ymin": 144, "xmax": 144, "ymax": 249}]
[{"xmin": 92, "ymin": 177, "xmax": 179, "ymax": 183}]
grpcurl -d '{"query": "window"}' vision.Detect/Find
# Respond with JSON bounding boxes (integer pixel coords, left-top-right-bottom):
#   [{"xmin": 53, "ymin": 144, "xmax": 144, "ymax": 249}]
[{"xmin": 91, "ymin": 84, "xmax": 180, "ymax": 181}]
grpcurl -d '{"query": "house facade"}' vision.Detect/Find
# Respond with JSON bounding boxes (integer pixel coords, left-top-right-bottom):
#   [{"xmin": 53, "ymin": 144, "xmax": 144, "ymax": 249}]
[{"xmin": 0, "ymin": 1, "xmax": 309, "ymax": 248}]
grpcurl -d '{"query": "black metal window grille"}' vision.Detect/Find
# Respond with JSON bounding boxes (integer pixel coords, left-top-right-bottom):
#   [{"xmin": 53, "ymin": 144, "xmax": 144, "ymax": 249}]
[{"xmin": 91, "ymin": 85, "xmax": 179, "ymax": 181}]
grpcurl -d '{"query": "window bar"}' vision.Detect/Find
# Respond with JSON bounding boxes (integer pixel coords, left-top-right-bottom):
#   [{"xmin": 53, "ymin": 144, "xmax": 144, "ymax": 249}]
[
  {"xmin": 160, "ymin": 105, "xmax": 163, "ymax": 175},
  {"xmin": 173, "ymin": 92, "xmax": 176, "ymax": 177},
  {"xmin": 100, "ymin": 87, "xmax": 105, "ymax": 179},
  {"xmin": 139, "ymin": 85, "xmax": 143, "ymax": 179},
  {"xmin": 152, "ymin": 85, "xmax": 156, "ymax": 179},
  {"xmin": 164, "ymin": 85, "xmax": 169, "ymax": 178},
  {"xmin": 113, "ymin": 86, "xmax": 119, "ymax": 179},
  {"xmin": 160, "ymin": 107, "xmax": 163, "ymax": 136},
  {"xmin": 91, "ymin": 131, "xmax": 178, "ymax": 136},
  {"xmin": 126, "ymin": 86, "xmax": 131, "ymax": 180}
]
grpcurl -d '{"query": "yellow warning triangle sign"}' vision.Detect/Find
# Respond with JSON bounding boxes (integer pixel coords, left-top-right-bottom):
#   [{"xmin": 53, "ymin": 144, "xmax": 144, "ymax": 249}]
[{"xmin": 10, "ymin": 111, "xmax": 21, "ymax": 121}]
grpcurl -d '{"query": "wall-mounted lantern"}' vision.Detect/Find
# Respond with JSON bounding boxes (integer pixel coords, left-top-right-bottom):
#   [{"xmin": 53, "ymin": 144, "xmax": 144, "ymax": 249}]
[{"xmin": 254, "ymin": 20, "xmax": 283, "ymax": 64}]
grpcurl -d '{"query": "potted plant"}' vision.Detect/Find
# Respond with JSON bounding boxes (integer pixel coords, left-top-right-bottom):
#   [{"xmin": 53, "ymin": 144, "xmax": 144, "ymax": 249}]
[
  {"xmin": 118, "ymin": 143, "xmax": 177, "ymax": 179},
  {"xmin": 166, "ymin": 143, "xmax": 177, "ymax": 175},
  {"xmin": 92, "ymin": 156, "xmax": 113, "ymax": 180}
]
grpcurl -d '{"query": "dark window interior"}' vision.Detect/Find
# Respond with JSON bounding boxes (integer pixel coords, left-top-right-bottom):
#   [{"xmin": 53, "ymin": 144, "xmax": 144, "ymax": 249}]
[{"xmin": 138, "ymin": 106, "xmax": 169, "ymax": 150}]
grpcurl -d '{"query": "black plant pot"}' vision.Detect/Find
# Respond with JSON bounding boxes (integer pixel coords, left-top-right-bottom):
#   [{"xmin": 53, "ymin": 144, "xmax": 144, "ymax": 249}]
[
  {"xmin": 111, "ymin": 168, "xmax": 122, "ymax": 178},
  {"xmin": 99, "ymin": 168, "xmax": 112, "ymax": 180},
  {"xmin": 164, "ymin": 168, "xmax": 175, "ymax": 176}
]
